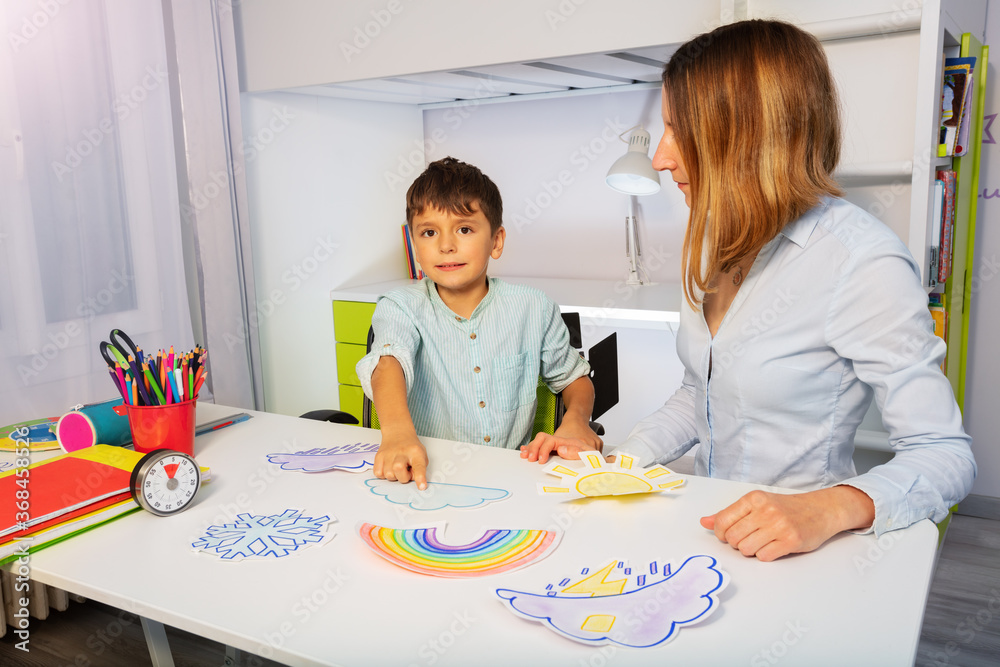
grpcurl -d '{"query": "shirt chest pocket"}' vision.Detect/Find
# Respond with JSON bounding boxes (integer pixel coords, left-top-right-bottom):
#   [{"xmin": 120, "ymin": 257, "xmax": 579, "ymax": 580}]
[{"xmin": 493, "ymin": 352, "xmax": 535, "ymax": 412}]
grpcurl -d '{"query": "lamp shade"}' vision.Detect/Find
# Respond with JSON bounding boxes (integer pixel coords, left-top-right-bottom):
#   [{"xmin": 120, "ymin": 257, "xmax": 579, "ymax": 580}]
[{"xmin": 605, "ymin": 126, "xmax": 661, "ymax": 196}]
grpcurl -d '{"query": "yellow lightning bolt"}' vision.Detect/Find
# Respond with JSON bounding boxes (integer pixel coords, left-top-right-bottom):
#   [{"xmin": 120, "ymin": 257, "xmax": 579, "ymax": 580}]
[{"xmin": 561, "ymin": 561, "xmax": 628, "ymax": 597}]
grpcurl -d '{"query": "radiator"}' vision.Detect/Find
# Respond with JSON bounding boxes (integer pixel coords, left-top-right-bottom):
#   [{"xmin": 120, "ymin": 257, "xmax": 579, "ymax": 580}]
[{"xmin": 0, "ymin": 571, "xmax": 83, "ymax": 637}]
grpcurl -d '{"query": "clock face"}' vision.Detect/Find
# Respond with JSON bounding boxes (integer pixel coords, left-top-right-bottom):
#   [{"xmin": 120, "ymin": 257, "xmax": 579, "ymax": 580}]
[{"xmin": 130, "ymin": 450, "xmax": 201, "ymax": 516}]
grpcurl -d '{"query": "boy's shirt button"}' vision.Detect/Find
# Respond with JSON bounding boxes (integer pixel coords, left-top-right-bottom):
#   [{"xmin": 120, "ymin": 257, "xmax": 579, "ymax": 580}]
[
  {"xmin": 483, "ymin": 436, "xmax": 491, "ymax": 443},
  {"xmin": 470, "ymin": 333, "xmax": 477, "ymax": 339},
  {"xmin": 454, "ymin": 316, "xmax": 461, "ymax": 321},
  {"xmin": 474, "ymin": 366, "xmax": 481, "ymax": 373},
  {"xmin": 479, "ymin": 401, "xmax": 486, "ymax": 408}
]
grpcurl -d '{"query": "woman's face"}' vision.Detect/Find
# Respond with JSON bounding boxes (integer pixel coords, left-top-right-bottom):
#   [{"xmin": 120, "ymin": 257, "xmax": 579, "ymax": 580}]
[{"xmin": 652, "ymin": 86, "xmax": 690, "ymax": 207}]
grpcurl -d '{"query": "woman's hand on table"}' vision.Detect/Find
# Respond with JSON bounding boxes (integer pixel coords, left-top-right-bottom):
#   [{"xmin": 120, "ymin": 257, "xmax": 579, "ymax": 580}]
[
  {"xmin": 373, "ymin": 435, "xmax": 429, "ymax": 490},
  {"xmin": 520, "ymin": 432, "xmax": 603, "ymax": 464},
  {"xmin": 700, "ymin": 485, "xmax": 877, "ymax": 562}
]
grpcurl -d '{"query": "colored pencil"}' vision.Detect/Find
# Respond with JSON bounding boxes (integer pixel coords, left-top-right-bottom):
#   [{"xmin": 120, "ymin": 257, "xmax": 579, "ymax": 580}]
[
  {"xmin": 127, "ymin": 355, "xmax": 153, "ymax": 406},
  {"xmin": 142, "ymin": 363, "xmax": 166, "ymax": 405},
  {"xmin": 115, "ymin": 364, "xmax": 127, "ymax": 398},
  {"xmin": 108, "ymin": 368, "xmax": 126, "ymax": 401}
]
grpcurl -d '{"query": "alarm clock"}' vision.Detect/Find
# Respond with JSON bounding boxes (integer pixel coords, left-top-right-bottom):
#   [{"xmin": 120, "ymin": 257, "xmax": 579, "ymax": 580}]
[{"xmin": 130, "ymin": 449, "xmax": 201, "ymax": 516}]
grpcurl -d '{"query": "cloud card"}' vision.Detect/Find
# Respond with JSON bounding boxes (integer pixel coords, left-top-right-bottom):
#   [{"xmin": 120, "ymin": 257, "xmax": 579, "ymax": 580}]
[
  {"xmin": 496, "ymin": 555, "xmax": 729, "ymax": 647},
  {"xmin": 365, "ymin": 478, "xmax": 510, "ymax": 511},
  {"xmin": 266, "ymin": 443, "xmax": 379, "ymax": 472},
  {"xmin": 538, "ymin": 453, "xmax": 685, "ymax": 500}
]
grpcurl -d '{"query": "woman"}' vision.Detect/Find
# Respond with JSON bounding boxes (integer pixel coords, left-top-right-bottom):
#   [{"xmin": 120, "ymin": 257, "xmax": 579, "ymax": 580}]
[{"xmin": 523, "ymin": 19, "xmax": 976, "ymax": 561}]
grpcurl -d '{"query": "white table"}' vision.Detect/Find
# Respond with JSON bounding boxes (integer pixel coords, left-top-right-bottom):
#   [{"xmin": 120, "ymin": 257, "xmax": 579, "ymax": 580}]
[{"xmin": 18, "ymin": 403, "xmax": 938, "ymax": 666}]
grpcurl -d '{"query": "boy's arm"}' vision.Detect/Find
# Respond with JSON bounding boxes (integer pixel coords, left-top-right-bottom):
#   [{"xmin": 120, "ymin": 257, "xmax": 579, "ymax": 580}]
[
  {"xmin": 371, "ymin": 355, "xmax": 428, "ymax": 490},
  {"xmin": 552, "ymin": 375, "xmax": 602, "ymax": 449}
]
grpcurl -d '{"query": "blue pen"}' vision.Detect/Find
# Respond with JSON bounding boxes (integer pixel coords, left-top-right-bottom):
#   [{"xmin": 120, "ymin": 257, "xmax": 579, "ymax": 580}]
[{"xmin": 195, "ymin": 413, "xmax": 252, "ymax": 436}]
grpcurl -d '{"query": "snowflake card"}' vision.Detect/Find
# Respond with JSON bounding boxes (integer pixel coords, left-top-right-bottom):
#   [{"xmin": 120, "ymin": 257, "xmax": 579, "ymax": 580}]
[
  {"xmin": 496, "ymin": 556, "xmax": 729, "ymax": 647},
  {"xmin": 266, "ymin": 443, "xmax": 378, "ymax": 473},
  {"xmin": 358, "ymin": 522, "xmax": 561, "ymax": 578},
  {"xmin": 538, "ymin": 452, "xmax": 685, "ymax": 500},
  {"xmin": 365, "ymin": 478, "xmax": 510, "ymax": 511},
  {"xmin": 192, "ymin": 509, "xmax": 335, "ymax": 561}
]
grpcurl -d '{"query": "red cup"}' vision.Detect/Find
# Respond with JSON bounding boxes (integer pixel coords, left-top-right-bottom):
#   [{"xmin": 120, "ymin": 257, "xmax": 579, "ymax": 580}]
[{"xmin": 113, "ymin": 399, "xmax": 197, "ymax": 456}]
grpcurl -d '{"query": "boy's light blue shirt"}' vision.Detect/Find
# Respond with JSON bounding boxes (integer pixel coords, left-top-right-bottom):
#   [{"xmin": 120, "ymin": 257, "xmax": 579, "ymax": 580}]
[
  {"xmin": 611, "ymin": 197, "xmax": 976, "ymax": 536},
  {"xmin": 356, "ymin": 277, "xmax": 589, "ymax": 450}
]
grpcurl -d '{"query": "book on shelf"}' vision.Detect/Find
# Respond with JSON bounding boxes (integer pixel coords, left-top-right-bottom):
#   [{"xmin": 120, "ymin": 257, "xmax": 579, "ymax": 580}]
[
  {"xmin": 929, "ymin": 179, "xmax": 944, "ymax": 287},
  {"xmin": 928, "ymin": 292, "xmax": 948, "ymax": 374},
  {"xmin": 936, "ymin": 169, "xmax": 957, "ymax": 283},
  {"xmin": 939, "ymin": 56, "xmax": 976, "ymax": 157},
  {"xmin": 400, "ymin": 224, "xmax": 424, "ymax": 280}
]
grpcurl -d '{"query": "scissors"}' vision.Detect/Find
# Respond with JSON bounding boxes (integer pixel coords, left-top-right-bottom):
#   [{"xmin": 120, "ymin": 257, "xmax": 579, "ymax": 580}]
[{"xmin": 100, "ymin": 328, "xmax": 143, "ymax": 370}]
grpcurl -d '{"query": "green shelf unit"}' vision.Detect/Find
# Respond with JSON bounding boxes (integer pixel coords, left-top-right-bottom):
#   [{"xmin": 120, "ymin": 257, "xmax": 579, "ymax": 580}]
[{"xmin": 944, "ymin": 34, "xmax": 989, "ymax": 412}]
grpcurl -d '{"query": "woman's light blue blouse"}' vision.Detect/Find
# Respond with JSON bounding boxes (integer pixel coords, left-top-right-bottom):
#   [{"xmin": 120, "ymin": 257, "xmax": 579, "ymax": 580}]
[{"xmin": 613, "ymin": 197, "xmax": 976, "ymax": 536}]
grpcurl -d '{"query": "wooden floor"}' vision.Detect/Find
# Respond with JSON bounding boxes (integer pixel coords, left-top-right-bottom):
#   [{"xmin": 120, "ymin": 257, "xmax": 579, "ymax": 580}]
[
  {"xmin": 916, "ymin": 513, "xmax": 1000, "ymax": 666},
  {"xmin": 1, "ymin": 513, "xmax": 998, "ymax": 666}
]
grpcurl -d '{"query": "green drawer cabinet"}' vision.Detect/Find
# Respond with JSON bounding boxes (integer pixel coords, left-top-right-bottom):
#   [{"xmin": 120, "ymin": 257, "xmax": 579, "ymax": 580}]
[
  {"xmin": 333, "ymin": 300, "xmax": 376, "ymax": 421},
  {"xmin": 333, "ymin": 301, "xmax": 376, "ymax": 344},
  {"xmin": 336, "ymin": 342, "xmax": 367, "ymax": 386},
  {"xmin": 338, "ymin": 384, "xmax": 365, "ymax": 422}
]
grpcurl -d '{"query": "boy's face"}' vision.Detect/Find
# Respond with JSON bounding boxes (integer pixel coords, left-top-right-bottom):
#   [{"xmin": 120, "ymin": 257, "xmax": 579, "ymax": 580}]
[{"xmin": 411, "ymin": 203, "xmax": 505, "ymax": 305}]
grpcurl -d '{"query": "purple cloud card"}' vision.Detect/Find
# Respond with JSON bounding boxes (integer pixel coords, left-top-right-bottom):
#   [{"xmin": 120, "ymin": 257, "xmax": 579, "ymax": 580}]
[
  {"xmin": 266, "ymin": 443, "xmax": 379, "ymax": 473},
  {"xmin": 496, "ymin": 555, "xmax": 728, "ymax": 647}
]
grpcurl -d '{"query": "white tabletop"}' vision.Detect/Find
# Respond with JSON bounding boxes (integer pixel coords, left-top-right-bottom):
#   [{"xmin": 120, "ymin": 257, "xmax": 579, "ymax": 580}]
[{"xmin": 20, "ymin": 403, "xmax": 937, "ymax": 666}]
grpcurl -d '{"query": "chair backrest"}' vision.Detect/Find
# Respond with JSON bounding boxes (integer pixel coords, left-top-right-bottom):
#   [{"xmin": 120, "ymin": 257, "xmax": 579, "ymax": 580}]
[{"xmin": 531, "ymin": 377, "xmax": 562, "ymax": 439}]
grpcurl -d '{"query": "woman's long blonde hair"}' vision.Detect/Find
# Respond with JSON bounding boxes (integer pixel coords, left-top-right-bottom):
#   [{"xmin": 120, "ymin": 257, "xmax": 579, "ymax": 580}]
[{"xmin": 663, "ymin": 20, "xmax": 843, "ymax": 307}]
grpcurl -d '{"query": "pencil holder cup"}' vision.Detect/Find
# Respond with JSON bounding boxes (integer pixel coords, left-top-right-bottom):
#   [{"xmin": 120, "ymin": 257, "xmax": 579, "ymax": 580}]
[
  {"xmin": 57, "ymin": 398, "xmax": 131, "ymax": 453},
  {"xmin": 113, "ymin": 398, "xmax": 197, "ymax": 456}
]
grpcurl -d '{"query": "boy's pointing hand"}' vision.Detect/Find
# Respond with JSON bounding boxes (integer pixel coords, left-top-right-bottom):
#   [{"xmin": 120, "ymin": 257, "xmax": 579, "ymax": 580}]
[{"xmin": 374, "ymin": 436, "xmax": 429, "ymax": 490}]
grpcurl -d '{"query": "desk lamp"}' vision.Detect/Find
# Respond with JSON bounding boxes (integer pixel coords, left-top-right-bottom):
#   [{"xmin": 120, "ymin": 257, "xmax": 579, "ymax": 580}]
[{"xmin": 605, "ymin": 125, "xmax": 660, "ymax": 285}]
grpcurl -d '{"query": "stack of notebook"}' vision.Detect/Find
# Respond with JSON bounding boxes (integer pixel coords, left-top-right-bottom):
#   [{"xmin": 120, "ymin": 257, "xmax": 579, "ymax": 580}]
[{"xmin": 0, "ymin": 445, "xmax": 210, "ymax": 564}]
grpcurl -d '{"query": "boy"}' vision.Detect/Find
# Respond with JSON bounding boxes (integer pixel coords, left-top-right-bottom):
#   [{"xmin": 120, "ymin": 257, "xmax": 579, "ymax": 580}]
[{"xmin": 356, "ymin": 157, "xmax": 601, "ymax": 489}]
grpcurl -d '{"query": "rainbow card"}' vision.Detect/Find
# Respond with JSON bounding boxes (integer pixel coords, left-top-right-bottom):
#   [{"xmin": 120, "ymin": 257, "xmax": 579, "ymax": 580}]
[{"xmin": 358, "ymin": 522, "xmax": 561, "ymax": 578}]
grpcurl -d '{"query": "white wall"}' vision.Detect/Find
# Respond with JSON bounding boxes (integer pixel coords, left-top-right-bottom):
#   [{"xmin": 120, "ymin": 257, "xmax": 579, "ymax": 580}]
[
  {"xmin": 422, "ymin": 88, "xmax": 688, "ymax": 283},
  {"xmin": 241, "ymin": 92, "xmax": 421, "ymax": 416},
  {"xmin": 964, "ymin": 4, "xmax": 1000, "ymax": 500}
]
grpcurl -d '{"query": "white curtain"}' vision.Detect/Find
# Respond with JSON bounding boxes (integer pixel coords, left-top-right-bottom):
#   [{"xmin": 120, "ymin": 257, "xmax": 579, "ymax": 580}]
[{"xmin": 0, "ymin": 0, "xmax": 196, "ymax": 425}]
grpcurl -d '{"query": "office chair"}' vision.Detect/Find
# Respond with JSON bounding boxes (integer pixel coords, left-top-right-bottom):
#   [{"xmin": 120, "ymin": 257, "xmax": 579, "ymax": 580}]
[{"xmin": 302, "ymin": 313, "xmax": 617, "ymax": 438}]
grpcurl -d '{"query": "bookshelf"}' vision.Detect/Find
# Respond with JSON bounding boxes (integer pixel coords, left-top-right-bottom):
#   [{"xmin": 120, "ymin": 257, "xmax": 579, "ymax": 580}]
[{"xmin": 908, "ymin": 1, "xmax": 989, "ymax": 410}]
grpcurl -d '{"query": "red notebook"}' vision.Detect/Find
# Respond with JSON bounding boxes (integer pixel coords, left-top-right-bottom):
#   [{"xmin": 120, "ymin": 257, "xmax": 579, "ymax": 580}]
[{"xmin": 0, "ymin": 446, "xmax": 143, "ymax": 541}]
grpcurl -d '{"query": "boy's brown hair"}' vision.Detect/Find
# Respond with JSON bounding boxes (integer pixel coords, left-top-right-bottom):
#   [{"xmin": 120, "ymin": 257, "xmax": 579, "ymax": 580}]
[{"xmin": 405, "ymin": 157, "xmax": 504, "ymax": 234}]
